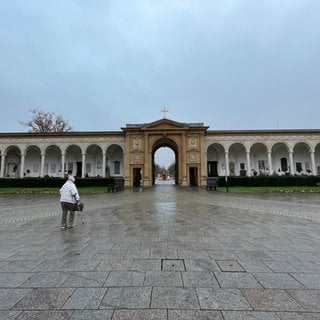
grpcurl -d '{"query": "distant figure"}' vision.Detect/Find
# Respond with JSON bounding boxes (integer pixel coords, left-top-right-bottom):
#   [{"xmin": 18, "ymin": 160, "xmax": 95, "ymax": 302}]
[{"xmin": 59, "ymin": 176, "xmax": 80, "ymax": 229}]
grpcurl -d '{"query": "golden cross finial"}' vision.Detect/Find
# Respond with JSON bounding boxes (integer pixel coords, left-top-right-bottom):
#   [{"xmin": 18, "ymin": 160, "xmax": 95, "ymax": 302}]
[{"xmin": 161, "ymin": 107, "xmax": 169, "ymax": 118}]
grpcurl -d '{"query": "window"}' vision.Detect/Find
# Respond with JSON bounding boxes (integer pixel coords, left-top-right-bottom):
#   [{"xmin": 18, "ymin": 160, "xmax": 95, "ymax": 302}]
[
  {"xmin": 281, "ymin": 158, "xmax": 288, "ymax": 172},
  {"xmin": 240, "ymin": 163, "xmax": 245, "ymax": 170},
  {"xmin": 296, "ymin": 162, "xmax": 302, "ymax": 173},
  {"xmin": 68, "ymin": 162, "xmax": 73, "ymax": 172},
  {"xmin": 50, "ymin": 163, "xmax": 56, "ymax": 173},
  {"xmin": 258, "ymin": 160, "xmax": 265, "ymax": 170},
  {"xmin": 114, "ymin": 161, "xmax": 120, "ymax": 174},
  {"xmin": 86, "ymin": 163, "xmax": 91, "ymax": 173}
]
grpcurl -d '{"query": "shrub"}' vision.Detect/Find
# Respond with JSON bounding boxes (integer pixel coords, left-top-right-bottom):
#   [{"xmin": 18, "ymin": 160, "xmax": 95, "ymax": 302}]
[{"xmin": 217, "ymin": 176, "xmax": 320, "ymax": 187}]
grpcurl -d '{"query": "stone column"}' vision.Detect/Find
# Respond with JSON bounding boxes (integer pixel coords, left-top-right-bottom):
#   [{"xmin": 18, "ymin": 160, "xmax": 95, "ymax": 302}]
[
  {"xmin": 310, "ymin": 151, "xmax": 316, "ymax": 175},
  {"xmin": 289, "ymin": 151, "xmax": 294, "ymax": 175},
  {"xmin": 40, "ymin": 153, "xmax": 45, "ymax": 177},
  {"xmin": 82, "ymin": 153, "xmax": 86, "ymax": 178},
  {"xmin": 102, "ymin": 152, "xmax": 106, "ymax": 178},
  {"xmin": 0, "ymin": 154, "xmax": 5, "ymax": 178},
  {"xmin": 61, "ymin": 153, "xmax": 65, "ymax": 178},
  {"xmin": 143, "ymin": 134, "xmax": 150, "ymax": 187},
  {"xmin": 181, "ymin": 134, "xmax": 187, "ymax": 186},
  {"xmin": 267, "ymin": 151, "xmax": 273, "ymax": 175},
  {"xmin": 225, "ymin": 151, "xmax": 229, "ymax": 176},
  {"xmin": 20, "ymin": 153, "xmax": 25, "ymax": 178},
  {"xmin": 246, "ymin": 152, "xmax": 251, "ymax": 176}
]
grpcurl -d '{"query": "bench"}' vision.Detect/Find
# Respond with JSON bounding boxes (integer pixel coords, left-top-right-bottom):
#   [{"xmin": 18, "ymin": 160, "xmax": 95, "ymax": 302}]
[
  {"xmin": 206, "ymin": 178, "xmax": 218, "ymax": 191},
  {"xmin": 107, "ymin": 178, "xmax": 124, "ymax": 192}
]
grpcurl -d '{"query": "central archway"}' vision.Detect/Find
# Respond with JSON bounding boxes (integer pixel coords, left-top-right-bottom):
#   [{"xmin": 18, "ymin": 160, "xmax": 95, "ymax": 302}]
[{"xmin": 152, "ymin": 137, "xmax": 178, "ymax": 185}]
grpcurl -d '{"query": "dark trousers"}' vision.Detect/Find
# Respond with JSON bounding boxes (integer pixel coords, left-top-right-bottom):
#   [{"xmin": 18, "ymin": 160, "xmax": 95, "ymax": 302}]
[{"xmin": 61, "ymin": 202, "xmax": 75, "ymax": 227}]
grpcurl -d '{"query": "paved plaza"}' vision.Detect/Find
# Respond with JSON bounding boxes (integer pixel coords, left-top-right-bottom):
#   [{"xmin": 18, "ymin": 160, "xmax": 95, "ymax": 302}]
[{"xmin": 0, "ymin": 186, "xmax": 320, "ymax": 320}]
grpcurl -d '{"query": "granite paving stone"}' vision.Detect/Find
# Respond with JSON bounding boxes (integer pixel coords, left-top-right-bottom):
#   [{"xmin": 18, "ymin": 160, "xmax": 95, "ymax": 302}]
[
  {"xmin": 12, "ymin": 288, "xmax": 74, "ymax": 310},
  {"xmin": 182, "ymin": 271, "xmax": 219, "ymax": 287},
  {"xmin": 112, "ymin": 309, "xmax": 167, "ymax": 320},
  {"xmin": 62, "ymin": 287, "xmax": 107, "ymax": 309},
  {"xmin": 168, "ymin": 309, "xmax": 224, "ymax": 319},
  {"xmin": 69, "ymin": 309, "xmax": 113, "ymax": 320},
  {"xmin": 151, "ymin": 287, "xmax": 200, "ymax": 309},
  {"xmin": 252, "ymin": 272, "xmax": 306, "ymax": 289},
  {"xmin": 287, "ymin": 289, "xmax": 320, "ymax": 312},
  {"xmin": 242, "ymin": 289, "xmax": 304, "ymax": 311},
  {"xmin": 100, "ymin": 287, "xmax": 152, "ymax": 309},
  {"xmin": 95, "ymin": 259, "xmax": 134, "ymax": 271},
  {"xmin": 215, "ymin": 271, "xmax": 262, "ymax": 288},
  {"xmin": 144, "ymin": 271, "xmax": 183, "ymax": 286},
  {"xmin": 0, "ymin": 289, "xmax": 30, "ymax": 310},
  {"xmin": 1, "ymin": 189, "xmax": 320, "ymax": 317},
  {"xmin": 276, "ymin": 312, "xmax": 320, "ymax": 320},
  {"xmin": 61, "ymin": 271, "xmax": 109, "ymax": 287},
  {"xmin": 222, "ymin": 311, "xmax": 281, "ymax": 320},
  {"xmin": 0, "ymin": 272, "xmax": 34, "ymax": 288},
  {"xmin": 290, "ymin": 273, "xmax": 320, "ymax": 289},
  {"xmin": 184, "ymin": 259, "xmax": 219, "ymax": 272},
  {"xmin": 131, "ymin": 259, "xmax": 161, "ymax": 271},
  {"xmin": 15, "ymin": 310, "xmax": 74, "ymax": 320},
  {"xmin": 19, "ymin": 272, "xmax": 70, "ymax": 288},
  {"xmin": 197, "ymin": 287, "xmax": 252, "ymax": 310},
  {"xmin": 104, "ymin": 271, "xmax": 145, "ymax": 286}
]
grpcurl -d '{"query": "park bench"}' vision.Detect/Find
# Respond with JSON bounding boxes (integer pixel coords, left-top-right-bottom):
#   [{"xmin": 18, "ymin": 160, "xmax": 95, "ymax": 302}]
[
  {"xmin": 206, "ymin": 177, "xmax": 218, "ymax": 191},
  {"xmin": 107, "ymin": 178, "xmax": 124, "ymax": 192}
]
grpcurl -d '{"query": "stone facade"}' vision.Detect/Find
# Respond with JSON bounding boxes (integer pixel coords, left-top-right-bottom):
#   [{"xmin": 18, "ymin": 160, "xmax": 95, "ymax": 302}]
[{"xmin": 1, "ymin": 118, "xmax": 320, "ymax": 187}]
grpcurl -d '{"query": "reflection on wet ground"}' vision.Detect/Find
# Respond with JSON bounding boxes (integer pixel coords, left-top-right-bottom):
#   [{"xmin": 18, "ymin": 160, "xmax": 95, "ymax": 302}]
[{"xmin": 0, "ymin": 186, "xmax": 320, "ymax": 319}]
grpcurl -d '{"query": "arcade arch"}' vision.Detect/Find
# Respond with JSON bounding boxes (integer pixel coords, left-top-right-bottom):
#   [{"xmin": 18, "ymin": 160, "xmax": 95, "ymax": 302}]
[
  {"xmin": 207, "ymin": 143, "xmax": 225, "ymax": 177},
  {"xmin": 106, "ymin": 144, "xmax": 124, "ymax": 178},
  {"xmin": 4, "ymin": 146, "xmax": 21, "ymax": 178},
  {"xmin": 152, "ymin": 137, "xmax": 178, "ymax": 185}
]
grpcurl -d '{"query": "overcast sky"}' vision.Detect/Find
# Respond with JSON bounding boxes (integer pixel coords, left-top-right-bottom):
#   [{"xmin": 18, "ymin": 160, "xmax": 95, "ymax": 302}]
[{"xmin": 1, "ymin": 0, "xmax": 320, "ymax": 166}]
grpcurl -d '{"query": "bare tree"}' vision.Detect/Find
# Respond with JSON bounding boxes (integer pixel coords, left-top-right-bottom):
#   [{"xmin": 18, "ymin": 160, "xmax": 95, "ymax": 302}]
[{"xmin": 20, "ymin": 109, "xmax": 73, "ymax": 133}]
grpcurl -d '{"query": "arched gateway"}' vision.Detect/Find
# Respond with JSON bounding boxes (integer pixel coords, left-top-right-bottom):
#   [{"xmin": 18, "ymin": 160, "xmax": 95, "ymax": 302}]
[
  {"xmin": 1, "ymin": 117, "xmax": 320, "ymax": 186},
  {"xmin": 122, "ymin": 119, "xmax": 208, "ymax": 187}
]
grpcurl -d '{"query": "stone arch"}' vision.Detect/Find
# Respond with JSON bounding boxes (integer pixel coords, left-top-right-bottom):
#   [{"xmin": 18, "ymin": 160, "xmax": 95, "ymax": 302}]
[
  {"xmin": 4, "ymin": 146, "xmax": 21, "ymax": 177},
  {"xmin": 315, "ymin": 142, "xmax": 320, "ymax": 175},
  {"xmin": 106, "ymin": 144, "xmax": 124, "ymax": 177},
  {"xmin": 65, "ymin": 144, "xmax": 82, "ymax": 178},
  {"xmin": 152, "ymin": 137, "xmax": 179, "ymax": 185},
  {"xmin": 25, "ymin": 145, "xmax": 41, "ymax": 177},
  {"xmin": 207, "ymin": 143, "xmax": 225, "ymax": 177},
  {"xmin": 293, "ymin": 142, "xmax": 311, "ymax": 175},
  {"xmin": 86, "ymin": 144, "xmax": 103, "ymax": 177},
  {"xmin": 228, "ymin": 143, "xmax": 246, "ymax": 176},
  {"xmin": 272, "ymin": 143, "xmax": 290, "ymax": 174},
  {"xmin": 44, "ymin": 145, "xmax": 62, "ymax": 177},
  {"xmin": 250, "ymin": 143, "xmax": 268, "ymax": 175}
]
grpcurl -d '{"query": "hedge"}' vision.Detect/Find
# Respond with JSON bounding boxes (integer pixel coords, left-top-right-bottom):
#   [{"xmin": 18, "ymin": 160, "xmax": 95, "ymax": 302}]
[
  {"xmin": 0, "ymin": 177, "xmax": 115, "ymax": 188},
  {"xmin": 217, "ymin": 176, "xmax": 320, "ymax": 187}
]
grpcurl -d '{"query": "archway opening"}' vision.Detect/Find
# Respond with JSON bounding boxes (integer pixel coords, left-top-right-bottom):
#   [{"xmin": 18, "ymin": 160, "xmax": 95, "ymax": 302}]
[
  {"xmin": 152, "ymin": 138, "xmax": 178, "ymax": 185},
  {"xmin": 154, "ymin": 147, "xmax": 175, "ymax": 185}
]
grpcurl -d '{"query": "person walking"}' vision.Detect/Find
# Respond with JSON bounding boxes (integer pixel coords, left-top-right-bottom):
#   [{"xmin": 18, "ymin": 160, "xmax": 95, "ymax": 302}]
[{"xmin": 59, "ymin": 176, "xmax": 80, "ymax": 229}]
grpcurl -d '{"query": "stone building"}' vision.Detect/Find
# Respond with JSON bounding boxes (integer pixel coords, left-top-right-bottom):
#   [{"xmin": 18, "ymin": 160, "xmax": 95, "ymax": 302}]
[{"xmin": 0, "ymin": 118, "xmax": 320, "ymax": 187}]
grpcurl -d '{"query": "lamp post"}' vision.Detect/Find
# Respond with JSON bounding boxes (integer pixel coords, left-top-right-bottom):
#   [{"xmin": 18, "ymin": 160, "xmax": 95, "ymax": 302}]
[{"xmin": 225, "ymin": 175, "xmax": 229, "ymax": 192}]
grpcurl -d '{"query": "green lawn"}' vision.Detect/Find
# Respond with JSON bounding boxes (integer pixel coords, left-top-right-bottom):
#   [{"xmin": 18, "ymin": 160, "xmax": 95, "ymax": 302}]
[
  {"xmin": 0, "ymin": 187, "xmax": 108, "ymax": 194},
  {"xmin": 1, "ymin": 186, "xmax": 320, "ymax": 194},
  {"xmin": 218, "ymin": 186, "xmax": 320, "ymax": 193}
]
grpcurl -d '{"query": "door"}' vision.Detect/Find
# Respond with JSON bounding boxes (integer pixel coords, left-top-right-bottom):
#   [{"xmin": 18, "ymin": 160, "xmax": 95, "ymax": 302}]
[
  {"xmin": 76, "ymin": 162, "xmax": 82, "ymax": 178},
  {"xmin": 133, "ymin": 168, "xmax": 141, "ymax": 187},
  {"xmin": 207, "ymin": 161, "xmax": 218, "ymax": 177},
  {"xmin": 189, "ymin": 167, "xmax": 198, "ymax": 187}
]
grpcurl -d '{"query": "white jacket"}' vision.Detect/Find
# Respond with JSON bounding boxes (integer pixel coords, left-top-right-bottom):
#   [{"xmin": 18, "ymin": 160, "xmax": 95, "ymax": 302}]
[{"xmin": 60, "ymin": 180, "xmax": 80, "ymax": 203}]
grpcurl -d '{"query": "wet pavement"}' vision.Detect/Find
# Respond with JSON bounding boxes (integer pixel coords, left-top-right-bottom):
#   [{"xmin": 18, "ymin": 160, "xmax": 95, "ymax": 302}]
[{"xmin": 0, "ymin": 186, "xmax": 320, "ymax": 319}]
